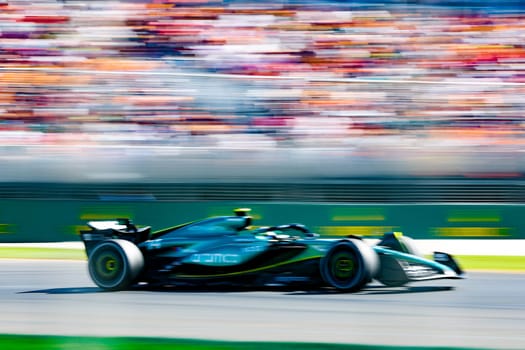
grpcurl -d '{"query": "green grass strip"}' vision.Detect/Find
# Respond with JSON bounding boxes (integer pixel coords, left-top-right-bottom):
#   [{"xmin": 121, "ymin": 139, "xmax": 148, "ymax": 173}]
[
  {"xmin": 0, "ymin": 247, "xmax": 85, "ymax": 260},
  {"xmin": 0, "ymin": 334, "xmax": 493, "ymax": 350},
  {"xmin": 458, "ymin": 255, "xmax": 525, "ymax": 272},
  {"xmin": 418, "ymin": 255, "xmax": 525, "ymax": 272},
  {"xmin": 0, "ymin": 247, "xmax": 524, "ymax": 272}
]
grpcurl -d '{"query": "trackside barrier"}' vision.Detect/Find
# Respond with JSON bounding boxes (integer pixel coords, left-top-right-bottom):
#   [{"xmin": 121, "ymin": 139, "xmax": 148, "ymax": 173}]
[{"xmin": 0, "ymin": 200, "xmax": 523, "ymax": 242}]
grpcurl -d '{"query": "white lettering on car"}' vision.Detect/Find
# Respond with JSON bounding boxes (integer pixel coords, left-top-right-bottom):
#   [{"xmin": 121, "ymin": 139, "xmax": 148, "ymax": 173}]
[
  {"xmin": 312, "ymin": 245, "xmax": 328, "ymax": 252},
  {"xmin": 242, "ymin": 245, "xmax": 265, "ymax": 253},
  {"xmin": 403, "ymin": 263, "xmax": 436, "ymax": 278},
  {"xmin": 147, "ymin": 240, "xmax": 162, "ymax": 249},
  {"xmin": 190, "ymin": 253, "xmax": 241, "ymax": 264}
]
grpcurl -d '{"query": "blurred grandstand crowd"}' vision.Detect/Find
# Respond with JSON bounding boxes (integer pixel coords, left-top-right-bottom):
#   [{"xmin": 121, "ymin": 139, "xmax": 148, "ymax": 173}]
[{"xmin": 0, "ymin": 0, "xmax": 524, "ymax": 159}]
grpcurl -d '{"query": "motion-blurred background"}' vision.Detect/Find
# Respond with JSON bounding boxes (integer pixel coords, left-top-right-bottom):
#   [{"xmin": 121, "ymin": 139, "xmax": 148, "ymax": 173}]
[{"xmin": 0, "ymin": 0, "xmax": 524, "ymax": 242}]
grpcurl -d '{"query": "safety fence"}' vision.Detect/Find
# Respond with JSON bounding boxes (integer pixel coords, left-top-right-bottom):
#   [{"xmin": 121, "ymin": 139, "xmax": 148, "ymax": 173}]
[{"xmin": 1, "ymin": 179, "xmax": 524, "ymax": 203}]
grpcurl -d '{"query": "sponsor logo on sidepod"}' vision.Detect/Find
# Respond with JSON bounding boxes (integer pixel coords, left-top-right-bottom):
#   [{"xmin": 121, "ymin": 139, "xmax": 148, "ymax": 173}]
[{"xmin": 190, "ymin": 253, "xmax": 241, "ymax": 264}]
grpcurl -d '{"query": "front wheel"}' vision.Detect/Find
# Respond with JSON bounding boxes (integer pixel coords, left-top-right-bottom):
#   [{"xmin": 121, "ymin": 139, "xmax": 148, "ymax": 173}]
[
  {"xmin": 320, "ymin": 239, "xmax": 379, "ymax": 292},
  {"xmin": 88, "ymin": 239, "xmax": 144, "ymax": 291}
]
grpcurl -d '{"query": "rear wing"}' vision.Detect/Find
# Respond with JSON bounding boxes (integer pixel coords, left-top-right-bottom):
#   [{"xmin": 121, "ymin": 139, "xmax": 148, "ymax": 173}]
[{"xmin": 80, "ymin": 218, "xmax": 150, "ymax": 256}]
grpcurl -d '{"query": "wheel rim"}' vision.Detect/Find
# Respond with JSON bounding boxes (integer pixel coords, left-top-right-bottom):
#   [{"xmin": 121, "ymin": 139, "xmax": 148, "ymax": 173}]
[
  {"xmin": 92, "ymin": 249, "xmax": 125, "ymax": 286},
  {"xmin": 321, "ymin": 240, "xmax": 377, "ymax": 292},
  {"xmin": 330, "ymin": 251, "xmax": 357, "ymax": 283}
]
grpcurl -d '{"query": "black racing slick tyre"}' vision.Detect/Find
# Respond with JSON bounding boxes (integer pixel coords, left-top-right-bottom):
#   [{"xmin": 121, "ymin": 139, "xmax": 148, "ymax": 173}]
[
  {"xmin": 397, "ymin": 235, "xmax": 423, "ymax": 257},
  {"xmin": 320, "ymin": 239, "xmax": 379, "ymax": 293},
  {"xmin": 377, "ymin": 233, "xmax": 423, "ymax": 257},
  {"xmin": 88, "ymin": 239, "xmax": 144, "ymax": 291}
]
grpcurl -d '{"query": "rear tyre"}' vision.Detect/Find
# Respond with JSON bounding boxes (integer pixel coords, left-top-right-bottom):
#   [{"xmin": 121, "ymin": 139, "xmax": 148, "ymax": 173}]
[
  {"xmin": 88, "ymin": 239, "xmax": 144, "ymax": 291},
  {"xmin": 320, "ymin": 239, "xmax": 379, "ymax": 292}
]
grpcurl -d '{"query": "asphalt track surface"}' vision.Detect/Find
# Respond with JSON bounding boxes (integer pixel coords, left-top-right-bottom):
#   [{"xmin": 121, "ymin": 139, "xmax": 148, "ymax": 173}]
[{"xmin": 1, "ymin": 260, "xmax": 524, "ymax": 349}]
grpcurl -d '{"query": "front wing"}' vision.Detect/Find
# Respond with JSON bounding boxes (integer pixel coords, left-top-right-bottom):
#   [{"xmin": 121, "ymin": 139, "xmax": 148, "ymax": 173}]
[{"xmin": 373, "ymin": 246, "xmax": 464, "ymax": 286}]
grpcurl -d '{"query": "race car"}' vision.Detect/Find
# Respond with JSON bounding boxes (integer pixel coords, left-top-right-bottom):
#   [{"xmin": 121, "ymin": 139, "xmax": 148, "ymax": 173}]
[{"xmin": 80, "ymin": 208, "xmax": 463, "ymax": 292}]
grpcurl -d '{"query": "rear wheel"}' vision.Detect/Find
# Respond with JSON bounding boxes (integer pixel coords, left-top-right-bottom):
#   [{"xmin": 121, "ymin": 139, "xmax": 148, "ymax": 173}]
[
  {"xmin": 88, "ymin": 239, "xmax": 144, "ymax": 291},
  {"xmin": 320, "ymin": 239, "xmax": 378, "ymax": 292}
]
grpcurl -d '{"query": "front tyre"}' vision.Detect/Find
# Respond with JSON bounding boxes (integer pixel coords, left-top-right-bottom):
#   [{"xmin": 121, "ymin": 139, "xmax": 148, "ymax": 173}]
[
  {"xmin": 320, "ymin": 239, "xmax": 379, "ymax": 292},
  {"xmin": 88, "ymin": 239, "xmax": 144, "ymax": 291}
]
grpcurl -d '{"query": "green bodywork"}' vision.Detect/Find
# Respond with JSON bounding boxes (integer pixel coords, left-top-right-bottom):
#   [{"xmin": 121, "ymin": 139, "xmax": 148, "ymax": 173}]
[{"xmin": 121, "ymin": 213, "xmax": 462, "ymax": 286}]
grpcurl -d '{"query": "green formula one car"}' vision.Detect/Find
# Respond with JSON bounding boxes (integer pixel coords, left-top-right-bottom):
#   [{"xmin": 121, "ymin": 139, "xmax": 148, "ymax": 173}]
[{"xmin": 80, "ymin": 208, "xmax": 463, "ymax": 292}]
